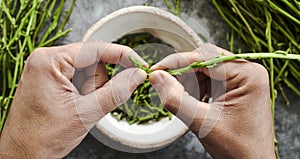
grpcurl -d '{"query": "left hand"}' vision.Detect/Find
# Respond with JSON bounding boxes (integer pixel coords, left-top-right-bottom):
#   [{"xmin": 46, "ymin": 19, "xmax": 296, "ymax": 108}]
[{"xmin": 0, "ymin": 41, "xmax": 147, "ymax": 158}]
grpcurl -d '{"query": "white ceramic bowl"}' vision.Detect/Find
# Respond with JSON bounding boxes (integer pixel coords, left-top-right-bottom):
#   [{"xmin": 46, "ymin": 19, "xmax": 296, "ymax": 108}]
[{"xmin": 83, "ymin": 6, "xmax": 204, "ymax": 153}]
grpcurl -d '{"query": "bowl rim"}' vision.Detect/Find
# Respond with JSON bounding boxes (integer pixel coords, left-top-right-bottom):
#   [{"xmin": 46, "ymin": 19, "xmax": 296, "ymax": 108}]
[
  {"xmin": 83, "ymin": 6, "xmax": 202, "ymax": 48},
  {"xmin": 82, "ymin": 5, "xmax": 203, "ymax": 151}
]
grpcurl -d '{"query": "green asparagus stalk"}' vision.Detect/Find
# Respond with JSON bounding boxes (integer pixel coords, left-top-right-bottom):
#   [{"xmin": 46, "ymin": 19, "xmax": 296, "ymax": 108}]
[
  {"xmin": 129, "ymin": 52, "xmax": 300, "ymax": 76},
  {"xmin": 164, "ymin": 0, "xmax": 181, "ymax": 16},
  {"xmin": 169, "ymin": 52, "xmax": 300, "ymax": 76}
]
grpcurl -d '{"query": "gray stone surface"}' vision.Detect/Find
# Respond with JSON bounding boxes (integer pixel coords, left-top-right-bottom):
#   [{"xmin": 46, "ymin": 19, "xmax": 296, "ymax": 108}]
[{"xmin": 62, "ymin": 0, "xmax": 300, "ymax": 158}]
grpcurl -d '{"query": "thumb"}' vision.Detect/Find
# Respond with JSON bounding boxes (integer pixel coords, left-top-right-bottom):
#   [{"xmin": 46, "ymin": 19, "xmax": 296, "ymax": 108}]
[
  {"xmin": 149, "ymin": 70, "xmax": 220, "ymax": 138},
  {"xmin": 97, "ymin": 68, "xmax": 147, "ymax": 113},
  {"xmin": 75, "ymin": 68, "xmax": 147, "ymax": 130}
]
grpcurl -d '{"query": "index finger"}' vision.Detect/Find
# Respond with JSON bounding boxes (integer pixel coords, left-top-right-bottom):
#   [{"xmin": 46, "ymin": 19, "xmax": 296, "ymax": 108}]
[
  {"xmin": 60, "ymin": 41, "xmax": 148, "ymax": 69},
  {"xmin": 150, "ymin": 43, "xmax": 233, "ymax": 71}
]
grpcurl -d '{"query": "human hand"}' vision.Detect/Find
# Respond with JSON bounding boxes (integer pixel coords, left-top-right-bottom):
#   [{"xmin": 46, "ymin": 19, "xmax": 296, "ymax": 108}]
[
  {"xmin": 149, "ymin": 44, "xmax": 275, "ymax": 158},
  {"xmin": 0, "ymin": 41, "xmax": 147, "ymax": 158}
]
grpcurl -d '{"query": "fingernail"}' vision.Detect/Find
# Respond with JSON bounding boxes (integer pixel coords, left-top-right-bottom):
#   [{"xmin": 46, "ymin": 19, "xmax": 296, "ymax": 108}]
[
  {"xmin": 132, "ymin": 68, "xmax": 147, "ymax": 85},
  {"xmin": 142, "ymin": 61, "xmax": 149, "ymax": 68},
  {"xmin": 149, "ymin": 65, "xmax": 157, "ymax": 71},
  {"xmin": 149, "ymin": 70, "xmax": 165, "ymax": 85},
  {"xmin": 149, "ymin": 63, "xmax": 161, "ymax": 71}
]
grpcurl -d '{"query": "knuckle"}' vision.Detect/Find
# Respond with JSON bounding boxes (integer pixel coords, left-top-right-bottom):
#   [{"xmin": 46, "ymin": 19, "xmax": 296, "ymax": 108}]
[
  {"xmin": 164, "ymin": 91, "xmax": 181, "ymax": 109},
  {"xmin": 251, "ymin": 63, "xmax": 269, "ymax": 79},
  {"xmin": 248, "ymin": 63, "xmax": 269, "ymax": 87},
  {"xmin": 122, "ymin": 45, "xmax": 132, "ymax": 51},
  {"xmin": 166, "ymin": 54, "xmax": 181, "ymax": 68},
  {"xmin": 111, "ymin": 85, "xmax": 127, "ymax": 107},
  {"xmin": 256, "ymin": 63, "xmax": 268, "ymax": 74},
  {"xmin": 168, "ymin": 53, "xmax": 179, "ymax": 60},
  {"xmin": 26, "ymin": 48, "xmax": 50, "ymax": 70},
  {"xmin": 112, "ymin": 91, "xmax": 123, "ymax": 106},
  {"xmin": 201, "ymin": 43, "xmax": 214, "ymax": 48},
  {"xmin": 121, "ymin": 45, "xmax": 134, "ymax": 54}
]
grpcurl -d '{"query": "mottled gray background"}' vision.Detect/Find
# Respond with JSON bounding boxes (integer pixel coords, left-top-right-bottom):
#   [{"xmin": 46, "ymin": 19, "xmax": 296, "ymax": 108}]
[{"xmin": 62, "ymin": 0, "xmax": 300, "ymax": 158}]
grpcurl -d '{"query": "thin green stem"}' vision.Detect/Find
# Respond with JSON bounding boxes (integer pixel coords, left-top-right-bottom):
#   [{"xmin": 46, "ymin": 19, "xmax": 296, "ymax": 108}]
[
  {"xmin": 284, "ymin": 78, "xmax": 300, "ymax": 97},
  {"xmin": 33, "ymin": 0, "xmax": 51, "ymax": 46},
  {"xmin": 267, "ymin": 0, "xmax": 300, "ymax": 25},
  {"xmin": 26, "ymin": 9, "xmax": 37, "ymax": 53},
  {"xmin": 2, "ymin": 12, "xmax": 7, "ymax": 47},
  {"xmin": 57, "ymin": 0, "xmax": 75, "ymax": 33},
  {"xmin": 295, "ymin": 0, "xmax": 300, "ymax": 10},
  {"xmin": 168, "ymin": 53, "xmax": 300, "ymax": 76},
  {"xmin": 174, "ymin": 0, "xmax": 180, "ymax": 16},
  {"xmin": 7, "ymin": 1, "xmax": 37, "ymax": 49},
  {"xmin": 270, "ymin": 58, "xmax": 276, "ymax": 115},
  {"xmin": 238, "ymin": 4, "xmax": 265, "ymax": 29},
  {"xmin": 164, "ymin": 0, "xmax": 174, "ymax": 14},
  {"xmin": 281, "ymin": 0, "xmax": 300, "ymax": 17},
  {"xmin": 228, "ymin": 31, "xmax": 234, "ymax": 52},
  {"xmin": 1, "ymin": 54, "xmax": 6, "ymax": 98},
  {"xmin": 16, "ymin": 0, "xmax": 30, "ymax": 21},
  {"xmin": 39, "ymin": 0, "xmax": 63, "ymax": 45},
  {"xmin": 1, "ymin": 0, "xmax": 16, "ymax": 27},
  {"xmin": 273, "ymin": 21, "xmax": 299, "ymax": 49},
  {"xmin": 275, "ymin": 60, "xmax": 289, "ymax": 84},
  {"xmin": 212, "ymin": 0, "xmax": 268, "ymax": 50},
  {"xmin": 278, "ymin": 84, "xmax": 290, "ymax": 105},
  {"xmin": 129, "ymin": 56, "xmax": 150, "ymax": 74},
  {"xmin": 229, "ymin": 0, "xmax": 260, "ymax": 49},
  {"xmin": 38, "ymin": 28, "xmax": 72, "ymax": 47},
  {"xmin": 264, "ymin": 6, "xmax": 276, "ymax": 123},
  {"xmin": 212, "ymin": 0, "xmax": 240, "ymax": 36},
  {"xmin": 18, "ymin": 41, "xmax": 25, "ymax": 80},
  {"xmin": 288, "ymin": 63, "xmax": 300, "ymax": 81},
  {"xmin": 11, "ymin": 0, "xmax": 18, "ymax": 15}
]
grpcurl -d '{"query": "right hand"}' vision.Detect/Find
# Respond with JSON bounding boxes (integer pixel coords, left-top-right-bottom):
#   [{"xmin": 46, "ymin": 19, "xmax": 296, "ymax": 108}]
[{"xmin": 149, "ymin": 44, "xmax": 275, "ymax": 159}]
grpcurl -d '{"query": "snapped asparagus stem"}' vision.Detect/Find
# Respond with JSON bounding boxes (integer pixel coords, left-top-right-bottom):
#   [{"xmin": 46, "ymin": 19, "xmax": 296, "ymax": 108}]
[
  {"xmin": 129, "ymin": 52, "xmax": 300, "ymax": 76},
  {"xmin": 169, "ymin": 52, "xmax": 300, "ymax": 76},
  {"xmin": 129, "ymin": 56, "xmax": 151, "ymax": 74}
]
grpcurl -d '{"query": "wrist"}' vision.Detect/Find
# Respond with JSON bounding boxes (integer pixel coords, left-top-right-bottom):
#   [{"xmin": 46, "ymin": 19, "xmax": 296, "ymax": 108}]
[
  {"xmin": 0, "ymin": 127, "xmax": 36, "ymax": 158},
  {"xmin": 201, "ymin": 135, "xmax": 276, "ymax": 159},
  {"xmin": 0, "ymin": 130, "xmax": 62, "ymax": 159},
  {"xmin": 0, "ymin": 120, "xmax": 50, "ymax": 158}
]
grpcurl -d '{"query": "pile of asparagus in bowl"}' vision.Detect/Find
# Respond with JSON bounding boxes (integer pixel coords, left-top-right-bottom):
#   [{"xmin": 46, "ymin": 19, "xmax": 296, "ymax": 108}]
[{"xmin": 82, "ymin": 6, "xmax": 207, "ymax": 152}]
